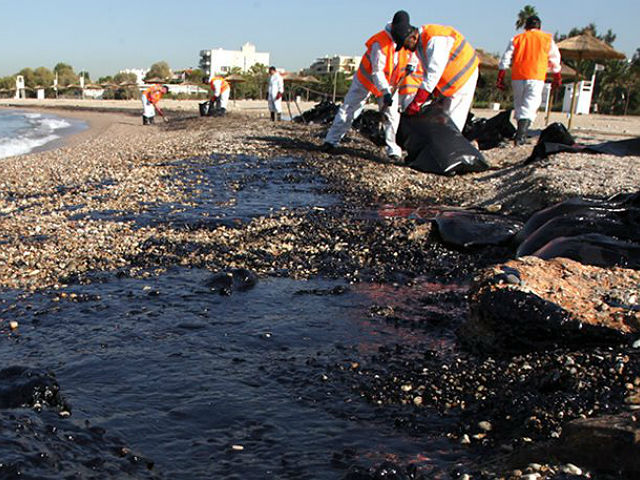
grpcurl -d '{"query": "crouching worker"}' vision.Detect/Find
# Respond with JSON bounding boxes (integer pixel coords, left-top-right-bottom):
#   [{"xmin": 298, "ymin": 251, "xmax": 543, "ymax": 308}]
[
  {"xmin": 209, "ymin": 76, "xmax": 231, "ymax": 116},
  {"xmin": 322, "ymin": 10, "xmax": 416, "ymax": 161},
  {"xmin": 141, "ymin": 84, "xmax": 169, "ymax": 125}
]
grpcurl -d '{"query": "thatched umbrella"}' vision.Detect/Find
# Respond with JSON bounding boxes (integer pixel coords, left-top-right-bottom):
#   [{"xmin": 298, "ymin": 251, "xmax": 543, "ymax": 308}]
[
  {"xmin": 144, "ymin": 77, "xmax": 166, "ymax": 84},
  {"xmin": 556, "ymin": 32, "xmax": 625, "ymax": 128},
  {"xmin": 101, "ymin": 82, "xmax": 118, "ymax": 89},
  {"xmin": 476, "ymin": 49, "xmax": 500, "ymax": 71}
]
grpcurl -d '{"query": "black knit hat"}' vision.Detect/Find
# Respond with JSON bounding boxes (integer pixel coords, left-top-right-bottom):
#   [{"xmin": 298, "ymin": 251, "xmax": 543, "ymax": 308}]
[
  {"xmin": 391, "ymin": 10, "xmax": 415, "ymax": 50},
  {"xmin": 525, "ymin": 15, "xmax": 541, "ymax": 29}
]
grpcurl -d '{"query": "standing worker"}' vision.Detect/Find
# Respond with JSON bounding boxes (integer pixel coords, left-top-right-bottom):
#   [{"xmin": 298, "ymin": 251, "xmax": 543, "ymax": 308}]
[
  {"xmin": 267, "ymin": 66, "xmax": 284, "ymax": 121},
  {"xmin": 322, "ymin": 10, "xmax": 417, "ymax": 161},
  {"xmin": 404, "ymin": 23, "xmax": 479, "ymax": 132},
  {"xmin": 141, "ymin": 84, "xmax": 169, "ymax": 125},
  {"xmin": 209, "ymin": 75, "xmax": 231, "ymax": 115},
  {"xmin": 497, "ymin": 15, "xmax": 562, "ymax": 145}
]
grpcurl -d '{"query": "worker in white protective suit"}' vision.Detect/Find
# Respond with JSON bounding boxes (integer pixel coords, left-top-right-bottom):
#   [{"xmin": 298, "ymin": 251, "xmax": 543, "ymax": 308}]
[
  {"xmin": 322, "ymin": 10, "xmax": 416, "ymax": 161},
  {"xmin": 497, "ymin": 15, "xmax": 562, "ymax": 144},
  {"xmin": 267, "ymin": 66, "xmax": 285, "ymax": 121},
  {"xmin": 209, "ymin": 76, "xmax": 231, "ymax": 115},
  {"xmin": 404, "ymin": 24, "xmax": 479, "ymax": 132}
]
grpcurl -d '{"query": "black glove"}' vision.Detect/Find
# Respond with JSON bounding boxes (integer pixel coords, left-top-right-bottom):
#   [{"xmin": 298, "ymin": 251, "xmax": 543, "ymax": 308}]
[{"xmin": 383, "ymin": 93, "xmax": 393, "ymax": 107}]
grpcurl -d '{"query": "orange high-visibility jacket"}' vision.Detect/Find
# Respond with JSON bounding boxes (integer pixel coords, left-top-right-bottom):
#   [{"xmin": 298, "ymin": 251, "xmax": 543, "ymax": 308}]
[
  {"xmin": 417, "ymin": 24, "xmax": 478, "ymax": 97},
  {"xmin": 398, "ymin": 62, "xmax": 425, "ymax": 98},
  {"xmin": 144, "ymin": 84, "xmax": 165, "ymax": 104},
  {"xmin": 357, "ymin": 30, "xmax": 410, "ymax": 98},
  {"xmin": 209, "ymin": 76, "xmax": 230, "ymax": 95},
  {"xmin": 511, "ymin": 29, "xmax": 553, "ymax": 81}
]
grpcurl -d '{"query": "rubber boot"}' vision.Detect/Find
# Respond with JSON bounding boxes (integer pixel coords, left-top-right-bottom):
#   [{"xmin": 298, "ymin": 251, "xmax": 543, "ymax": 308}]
[
  {"xmin": 270, "ymin": 112, "xmax": 275, "ymax": 121},
  {"xmin": 149, "ymin": 116, "xmax": 155, "ymax": 125},
  {"xmin": 515, "ymin": 119, "xmax": 531, "ymax": 145},
  {"xmin": 219, "ymin": 108, "xmax": 226, "ymax": 117},
  {"xmin": 142, "ymin": 115, "xmax": 149, "ymax": 125},
  {"xmin": 276, "ymin": 113, "xmax": 282, "ymax": 122}
]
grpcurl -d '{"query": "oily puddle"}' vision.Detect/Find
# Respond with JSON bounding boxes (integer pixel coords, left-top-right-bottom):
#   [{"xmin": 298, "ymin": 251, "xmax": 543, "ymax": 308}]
[{"xmin": 0, "ymin": 268, "xmax": 474, "ymax": 479}]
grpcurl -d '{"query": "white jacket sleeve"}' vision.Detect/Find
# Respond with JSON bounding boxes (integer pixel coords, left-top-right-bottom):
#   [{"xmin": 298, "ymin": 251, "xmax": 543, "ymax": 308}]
[
  {"xmin": 419, "ymin": 35, "xmax": 455, "ymax": 93},
  {"xmin": 278, "ymin": 74, "xmax": 284, "ymax": 93},
  {"xmin": 499, "ymin": 38, "xmax": 515, "ymax": 70},
  {"xmin": 370, "ymin": 42, "xmax": 392, "ymax": 95},
  {"xmin": 212, "ymin": 79, "xmax": 221, "ymax": 96},
  {"xmin": 548, "ymin": 40, "xmax": 561, "ymax": 74}
]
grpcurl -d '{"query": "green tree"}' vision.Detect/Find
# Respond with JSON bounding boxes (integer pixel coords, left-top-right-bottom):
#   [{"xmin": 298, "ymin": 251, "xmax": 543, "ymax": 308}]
[
  {"xmin": 98, "ymin": 75, "xmax": 114, "ymax": 84},
  {"xmin": 145, "ymin": 61, "xmax": 172, "ymax": 81},
  {"xmin": 33, "ymin": 67, "xmax": 54, "ymax": 87},
  {"xmin": 18, "ymin": 68, "xmax": 36, "ymax": 88},
  {"xmin": 54, "ymin": 62, "xmax": 78, "ymax": 86},
  {"xmin": 515, "ymin": 5, "xmax": 538, "ymax": 30},
  {"xmin": 113, "ymin": 72, "xmax": 138, "ymax": 84},
  {"xmin": 184, "ymin": 68, "xmax": 205, "ymax": 83}
]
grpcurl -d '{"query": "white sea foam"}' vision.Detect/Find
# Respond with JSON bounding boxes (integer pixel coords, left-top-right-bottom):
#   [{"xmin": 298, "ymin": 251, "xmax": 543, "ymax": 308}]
[{"xmin": 0, "ymin": 112, "xmax": 73, "ymax": 159}]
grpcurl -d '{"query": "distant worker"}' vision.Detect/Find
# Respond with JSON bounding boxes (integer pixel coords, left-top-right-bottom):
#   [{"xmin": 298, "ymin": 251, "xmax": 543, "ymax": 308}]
[
  {"xmin": 268, "ymin": 66, "xmax": 285, "ymax": 121},
  {"xmin": 141, "ymin": 84, "xmax": 169, "ymax": 125},
  {"xmin": 322, "ymin": 10, "xmax": 416, "ymax": 161},
  {"xmin": 209, "ymin": 75, "xmax": 231, "ymax": 115},
  {"xmin": 404, "ymin": 24, "xmax": 479, "ymax": 132},
  {"xmin": 497, "ymin": 15, "xmax": 562, "ymax": 145}
]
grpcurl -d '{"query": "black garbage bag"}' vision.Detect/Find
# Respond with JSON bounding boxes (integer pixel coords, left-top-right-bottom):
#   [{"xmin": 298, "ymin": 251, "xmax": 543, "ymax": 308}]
[
  {"xmin": 434, "ymin": 211, "xmax": 523, "ymax": 248},
  {"xmin": 516, "ymin": 205, "xmax": 640, "ymax": 257},
  {"xmin": 293, "ymin": 100, "xmax": 339, "ymax": 124},
  {"xmin": 199, "ymin": 101, "xmax": 210, "ymax": 117},
  {"xmin": 532, "ymin": 233, "xmax": 640, "ymax": 269},
  {"xmin": 526, "ymin": 123, "xmax": 640, "ymax": 164},
  {"xmin": 462, "ymin": 110, "xmax": 516, "ymax": 150},
  {"xmin": 352, "ymin": 110, "xmax": 386, "ymax": 146},
  {"xmin": 397, "ymin": 103, "xmax": 489, "ymax": 176}
]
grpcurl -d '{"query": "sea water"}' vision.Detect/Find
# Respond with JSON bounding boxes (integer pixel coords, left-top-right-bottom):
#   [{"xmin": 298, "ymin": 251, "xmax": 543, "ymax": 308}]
[{"xmin": 0, "ymin": 109, "xmax": 86, "ymax": 159}]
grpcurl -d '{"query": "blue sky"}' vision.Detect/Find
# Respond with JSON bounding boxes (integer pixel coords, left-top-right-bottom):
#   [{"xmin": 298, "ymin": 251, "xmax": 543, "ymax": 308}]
[{"xmin": 0, "ymin": 0, "xmax": 638, "ymax": 78}]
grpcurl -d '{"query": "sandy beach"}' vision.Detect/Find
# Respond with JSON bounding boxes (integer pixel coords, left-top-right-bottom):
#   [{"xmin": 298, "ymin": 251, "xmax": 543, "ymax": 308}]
[{"xmin": 1, "ymin": 99, "xmax": 639, "ymax": 478}]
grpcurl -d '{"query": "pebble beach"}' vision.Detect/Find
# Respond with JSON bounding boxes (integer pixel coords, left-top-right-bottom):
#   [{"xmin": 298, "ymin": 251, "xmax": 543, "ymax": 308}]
[{"xmin": 1, "ymin": 99, "xmax": 639, "ymax": 478}]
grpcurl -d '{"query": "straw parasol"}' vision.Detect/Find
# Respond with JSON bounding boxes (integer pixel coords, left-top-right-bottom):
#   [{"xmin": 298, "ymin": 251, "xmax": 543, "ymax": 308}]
[
  {"xmin": 225, "ymin": 74, "xmax": 246, "ymax": 83},
  {"xmin": 300, "ymin": 75, "xmax": 321, "ymax": 84},
  {"xmin": 476, "ymin": 49, "xmax": 500, "ymax": 71},
  {"xmin": 145, "ymin": 77, "xmax": 166, "ymax": 84},
  {"xmin": 556, "ymin": 32, "xmax": 625, "ymax": 128}
]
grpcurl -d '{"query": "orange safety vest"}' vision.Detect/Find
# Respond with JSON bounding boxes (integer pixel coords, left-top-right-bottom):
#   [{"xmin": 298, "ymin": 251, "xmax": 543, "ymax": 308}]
[
  {"xmin": 417, "ymin": 24, "xmax": 478, "ymax": 97},
  {"xmin": 357, "ymin": 30, "xmax": 410, "ymax": 97},
  {"xmin": 209, "ymin": 76, "xmax": 230, "ymax": 95},
  {"xmin": 511, "ymin": 29, "xmax": 553, "ymax": 81},
  {"xmin": 144, "ymin": 84, "xmax": 165, "ymax": 104},
  {"xmin": 398, "ymin": 62, "xmax": 425, "ymax": 98}
]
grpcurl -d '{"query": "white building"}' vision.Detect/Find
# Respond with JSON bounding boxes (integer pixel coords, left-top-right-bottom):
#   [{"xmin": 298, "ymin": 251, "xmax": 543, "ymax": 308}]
[
  {"xmin": 119, "ymin": 68, "xmax": 150, "ymax": 85},
  {"xmin": 305, "ymin": 55, "xmax": 362, "ymax": 76},
  {"xmin": 199, "ymin": 42, "xmax": 270, "ymax": 79}
]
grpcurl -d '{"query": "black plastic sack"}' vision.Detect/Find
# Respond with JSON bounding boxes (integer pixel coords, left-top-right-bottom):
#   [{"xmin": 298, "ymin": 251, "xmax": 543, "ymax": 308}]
[
  {"xmin": 352, "ymin": 110, "xmax": 386, "ymax": 147},
  {"xmin": 533, "ymin": 233, "xmax": 640, "ymax": 269},
  {"xmin": 516, "ymin": 206, "xmax": 640, "ymax": 257},
  {"xmin": 462, "ymin": 110, "xmax": 516, "ymax": 150},
  {"xmin": 526, "ymin": 123, "xmax": 640, "ymax": 164},
  {"xmin": 294, "ymin": 100, "xmax": 339, "ymax": 124},
  {"xmin": 199, "ymin": 101, "xmax": 210, "ymax": 117},
  {"xmin": 434, "ymin": 211, "xmax": 523, "ymax": 248},
  {"xmin": 397, "ymin": 104, "xmax": 489, "ymax": 176}
]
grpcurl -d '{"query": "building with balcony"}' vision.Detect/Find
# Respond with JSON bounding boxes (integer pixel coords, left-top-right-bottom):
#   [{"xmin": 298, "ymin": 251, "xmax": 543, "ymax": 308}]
[
  {"xmin": 119, "ymin": 68, "xmax": 149, "ymax": 85},
  {"xmin": 199, "ymin": 43, "xmax": 270, "ymax": 80},
  {"xmin": 305, "ymin": 55, "xmax": 362, "ymax": 76}
]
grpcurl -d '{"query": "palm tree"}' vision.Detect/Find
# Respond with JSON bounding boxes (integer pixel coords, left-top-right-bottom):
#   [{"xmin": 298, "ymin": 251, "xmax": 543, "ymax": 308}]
[{"xmin": 515, "ymin": 5, "xmax": 538, "ymax": 30}]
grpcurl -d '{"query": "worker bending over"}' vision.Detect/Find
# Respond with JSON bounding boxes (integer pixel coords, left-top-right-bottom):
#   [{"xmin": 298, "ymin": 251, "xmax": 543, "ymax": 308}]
[
  {"xmin": 141, "ymin": 84, "xmax": 169, "ymax": 125},
  {"xmin": 268, "ymin": 66, "xmax": 285, "ymax": 121},
  {"xmin": 323, "ymin": 10, "xmax": 415, "ymax": 161},
  {"xmin": 405, "ymin": 24, "xmax": 479, "ymax": 132},
  {"xmin": 209, "ymin": 76, "xmax": 231, "ymax": 115},
  {"xmin": 497, "ymin": 15, "xmax": 562, "ymax": 144}
]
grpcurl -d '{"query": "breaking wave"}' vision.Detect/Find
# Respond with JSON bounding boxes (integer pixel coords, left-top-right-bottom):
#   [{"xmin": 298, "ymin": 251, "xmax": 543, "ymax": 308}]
[{"xmin": 0, "ymin": 110, "xmax": 75, "ymax": 159}]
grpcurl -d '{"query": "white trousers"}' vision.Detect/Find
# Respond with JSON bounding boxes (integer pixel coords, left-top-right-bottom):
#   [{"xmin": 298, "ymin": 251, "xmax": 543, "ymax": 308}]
[
  {"xmin": 141, "ymin": 95, "xmax": 155, "ymax": 118},
  {"xmin": 324, "ymin": 76, "xmax": 402, "ymax": 157},
  {"xmin": 437, "ymin": 67, "xmax": 478, "ymax": 132},
  {"xmin": 212, "ymin": 89, "xmax": 230, "ymax": 110},
  {"xmin": 512, "ymin": 79, "xmax": 545, "ymax": 121},
  {"xmin": 268, "ymin": 97, "xmax": 282, "ymax": 113}
]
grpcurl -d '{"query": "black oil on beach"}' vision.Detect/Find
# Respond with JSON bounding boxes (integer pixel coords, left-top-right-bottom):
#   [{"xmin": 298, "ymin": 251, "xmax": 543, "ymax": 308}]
[{"xmin": 1, "ymin": 150, "xmax": 637, "ymax": 479}]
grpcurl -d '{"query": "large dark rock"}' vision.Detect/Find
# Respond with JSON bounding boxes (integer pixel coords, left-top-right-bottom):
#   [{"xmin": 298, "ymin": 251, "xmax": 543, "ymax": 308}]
[
  {"xmin": 206, "ymin": 268, "xmax": 258, "ymax": 295},
  {"xmin": 461, "ymin": 257, "xmax": 640, "ymax": 353},
  {"xmin": 556, "ymin": 413, "xmax": 640, "ymax": 477}
]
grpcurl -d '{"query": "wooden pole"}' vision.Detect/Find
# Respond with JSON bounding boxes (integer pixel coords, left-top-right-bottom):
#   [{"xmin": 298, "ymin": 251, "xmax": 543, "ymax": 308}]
[{"xmin": 567, "ymin": 58, "xmax": 582, "ymax": 131}]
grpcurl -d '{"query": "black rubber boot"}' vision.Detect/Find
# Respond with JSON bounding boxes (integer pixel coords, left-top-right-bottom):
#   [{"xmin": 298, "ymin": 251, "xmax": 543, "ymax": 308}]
[
  {"xmin": 142, "ymin": 116, "xmax": 149, "ymax": 125},
  {"xmin": 149, "ymin": 116, "xmax": 155, "ymax": 125},
  {"xmin": 270, "ymin": 112, "xmax": 275, "ymax": 121},
  {"xmin": 515, "ymin": 119, "xmax": 531, "ymax": 145}
]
